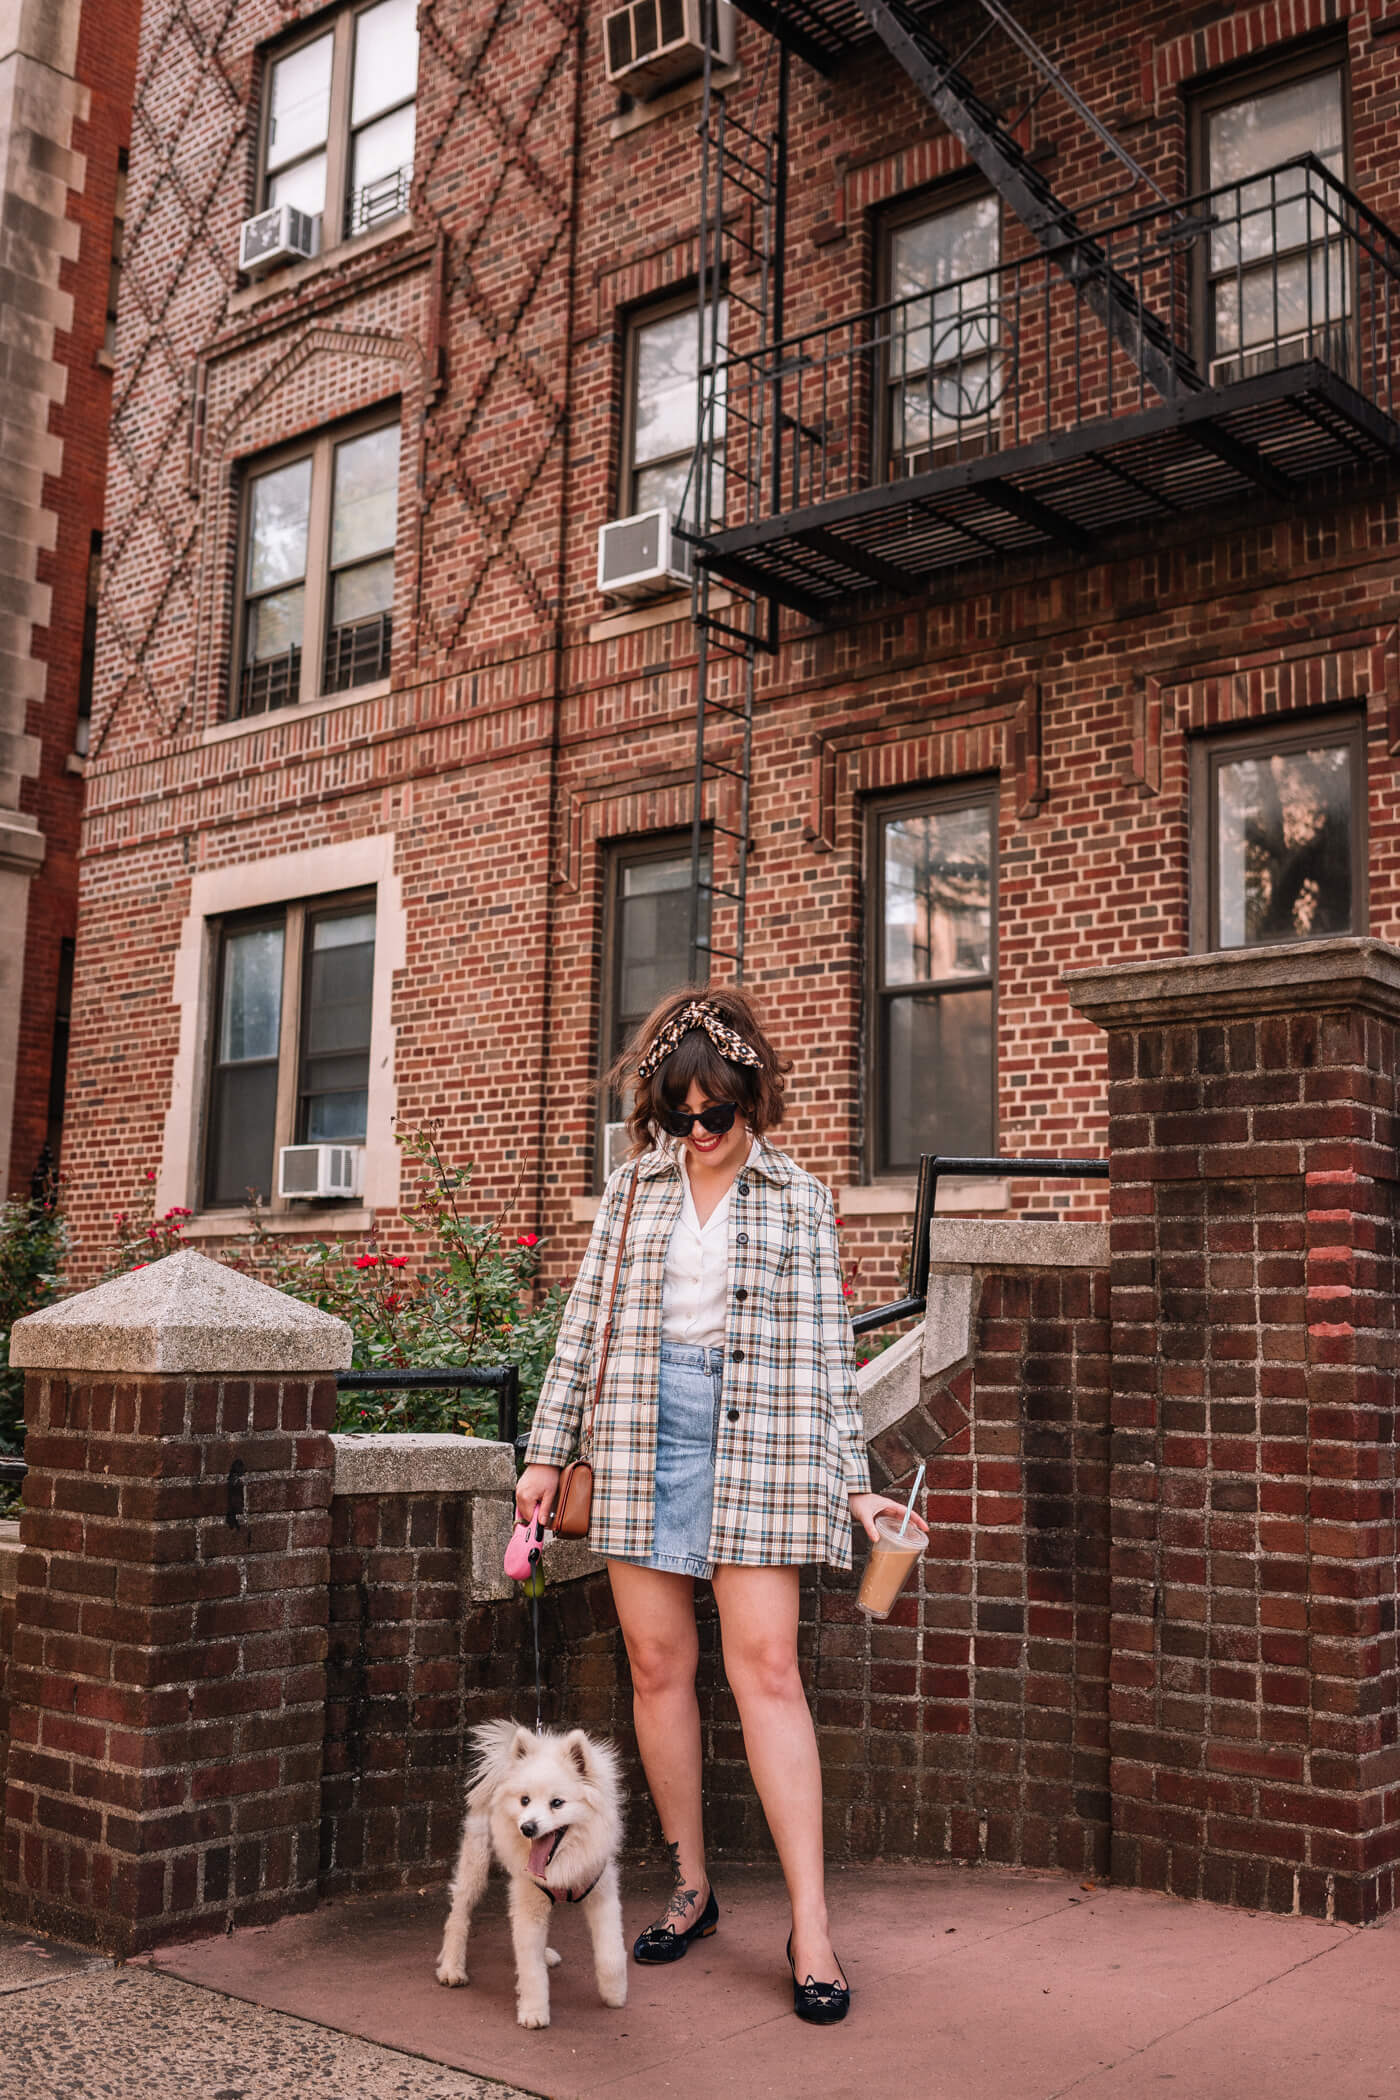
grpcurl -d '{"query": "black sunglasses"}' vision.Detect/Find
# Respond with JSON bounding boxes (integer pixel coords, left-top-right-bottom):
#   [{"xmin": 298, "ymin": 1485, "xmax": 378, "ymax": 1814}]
[{"xmin": 659, "ymin": 1100, "xmax": 740, "ymax": 1140}]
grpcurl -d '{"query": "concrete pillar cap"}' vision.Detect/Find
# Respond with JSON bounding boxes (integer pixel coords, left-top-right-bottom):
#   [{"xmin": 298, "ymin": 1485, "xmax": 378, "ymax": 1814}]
[{"xmin": 10, "ymin": 1247, "xmax": 353, "ymax": 1375}]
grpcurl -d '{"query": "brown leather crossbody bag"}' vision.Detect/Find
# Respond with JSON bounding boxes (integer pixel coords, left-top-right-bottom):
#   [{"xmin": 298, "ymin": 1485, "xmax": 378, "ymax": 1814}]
[{"xmin": 549, "ymin": 1164, "xmax": 639, "ymax": 1539}]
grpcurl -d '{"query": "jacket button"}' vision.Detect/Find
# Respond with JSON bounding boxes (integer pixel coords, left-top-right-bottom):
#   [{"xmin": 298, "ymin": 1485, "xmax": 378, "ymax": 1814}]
[
  {"xmin": 736, "ymin": 1180, "xmax": 749, "ymax": 1195},
  {"xmin": 727, "ymin": 1407, "xmax": 740, "ymax": 1422},
  {"xmin": 734, "ymin": 1287, "xmax": 748, "ymax": 1302},
  {"xmin": 735, "ymin": 1233, "xmax": 749, "ymax": 1246},
  {"xmin": 732, "ymin": 1348, "xmax": 745, "ymax": 1363}
]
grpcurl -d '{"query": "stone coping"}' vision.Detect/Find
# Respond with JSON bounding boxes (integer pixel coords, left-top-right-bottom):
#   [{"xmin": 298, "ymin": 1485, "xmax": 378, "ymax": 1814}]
[
  {"xmin": 926, "ymin": 1218, "xmax": 1108, "ymax": 1269},
  {"xmin": 1066, "ymin": 936, "xmax": 1400, "ymax": 1028},
  {"xmin": 10, "ymin": 1248, "xmax": 352, "ymax": 1374},
  {"xmin": 332, "ymin": 1432, "xmax": 515, "ymax": 1497}
]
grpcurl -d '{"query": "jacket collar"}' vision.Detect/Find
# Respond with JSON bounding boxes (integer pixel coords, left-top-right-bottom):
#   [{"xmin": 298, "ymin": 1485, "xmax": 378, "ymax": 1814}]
[{"xmin": 635, "ymin": 1133, "xmax": 792, "ymax": 1186}]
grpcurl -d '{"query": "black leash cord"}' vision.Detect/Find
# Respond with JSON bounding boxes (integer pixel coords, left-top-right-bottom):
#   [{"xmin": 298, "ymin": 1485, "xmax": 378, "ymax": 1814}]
[{"xmin": 531, "ymin": 1578, "xmax": 544, "ymax": 1735}]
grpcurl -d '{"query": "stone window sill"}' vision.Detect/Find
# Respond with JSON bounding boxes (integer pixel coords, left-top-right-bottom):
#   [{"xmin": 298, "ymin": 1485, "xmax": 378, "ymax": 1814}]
[
  {"xmin": 837, "ymin": 1179, "xmax": 1011, "ymax": 1215},
  {"xmin": 587, "ymin": 588, "xmax": 731, "ymax": 644},
  {"xmin": 180, "ymin": 1206, "xmax": 374, "ymax": 1240},
  {"xmin": 227, "ymin": 217, "xmax": 412, "ymax": 316},
  {"xmin": 202, "ymin": 677, "xmax": 392, "ymax": 746}
]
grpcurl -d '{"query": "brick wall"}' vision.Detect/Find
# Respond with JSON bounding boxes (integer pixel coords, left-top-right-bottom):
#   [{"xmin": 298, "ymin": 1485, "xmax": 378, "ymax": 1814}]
[
  {"xmin": 1072, "ymin": 942, "xmax": 1400, "ymax": 1925},
  {"xmin": 2, "ymin": 1368, "xmax": 337, "ymax": 1954},
  {"xmin": 0, "ymin": 1529, "xmax": 17, "ymax": 1831}
]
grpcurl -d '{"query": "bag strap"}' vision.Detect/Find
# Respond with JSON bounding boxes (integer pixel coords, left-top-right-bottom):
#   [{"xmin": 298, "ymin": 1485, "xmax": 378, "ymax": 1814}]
[{"xmin": 579, "ymin": 1162, "xmax": 640, "ymax": 1459}]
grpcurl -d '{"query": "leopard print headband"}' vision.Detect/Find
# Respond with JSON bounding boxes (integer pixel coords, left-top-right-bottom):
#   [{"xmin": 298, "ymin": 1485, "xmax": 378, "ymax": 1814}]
[{"xmin": 635, "ymin": 1000, "xmax": 763, "ymax": 1081}]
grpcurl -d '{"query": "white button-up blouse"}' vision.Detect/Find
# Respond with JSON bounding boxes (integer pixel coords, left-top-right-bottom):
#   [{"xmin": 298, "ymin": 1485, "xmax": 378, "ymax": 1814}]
[{"xmin": 661, "ymin": 1139, "xmax": 759, "ymax": 1347}]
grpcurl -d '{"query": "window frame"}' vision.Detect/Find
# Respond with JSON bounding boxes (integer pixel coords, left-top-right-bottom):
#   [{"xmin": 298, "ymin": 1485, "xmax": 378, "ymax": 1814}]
[
  {"xmin": 254, "ymin": 1, "xmax": 416, "ymax": 259},
  {"xmin": 875, "ymin": 179, "xmax": 1002, "ymax": 483},
  {"xmin": 619, "ymin": 288, "xmax": 725, "ymax": 526},
  {"xmin": 1189, "ymin": 709, "xmax": 1367, "ymax": 955},
  {"xmin": 595, "ymin": 833, "xmax": 710, "ymax": 1189},
  {"xmin": 201, "ymin": 887, "xmax": 377, "ymax": 1213},
  {"xmin": 1188, "ymin": 39, "xmax": 1351, "ymax": 378},
  {"xmin": 865, "ymin": 780, "xmax": 999, "ymax": 1182},
  {"xmin": 230, "ymin": 406, "xmax": 401, "ymax": 721}
]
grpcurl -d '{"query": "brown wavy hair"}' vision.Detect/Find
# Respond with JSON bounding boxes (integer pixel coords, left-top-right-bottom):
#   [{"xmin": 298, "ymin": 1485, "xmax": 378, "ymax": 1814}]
[{"xmin": 606, "ymin": 985, "xmax": 790, "ymax": 1155}]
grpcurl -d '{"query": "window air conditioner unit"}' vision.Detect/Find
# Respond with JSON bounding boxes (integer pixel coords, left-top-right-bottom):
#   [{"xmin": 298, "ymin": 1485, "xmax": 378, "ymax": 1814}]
[
  {"xmin": 597, "ymin": 509, "xmax": 693, "ymax": 600},
  {"xmin": 604, "ymin": 0, "xmax": 735, "ymax": 99},
  {"xmin": 239, "ymin": 202, "xmax": 317, "ymax": 275},
  {"xmin": 603, "ymin": 1121, "xmax": 632, "ymax": 1179},
  {"xmin": 278, "ymin": 1143, "xmax": 363, "ymax": 1201}
]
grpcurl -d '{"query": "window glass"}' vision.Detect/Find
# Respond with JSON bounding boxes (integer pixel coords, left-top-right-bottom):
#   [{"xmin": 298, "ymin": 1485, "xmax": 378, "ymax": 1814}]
[
  {"xmin": 882, "ymin": 803, "xmax": 993, "ymax": 986},
  {"xmin": 207, "ymin": 922, "xmax": 285, "ymax": 1208},
  {"xmin": 268, "ymin": 155, "xmax": 329, "ymax": 220},
  {"xmin": 351, "ymin": 0, "xmax": 419, "ymax": 123},
  {"xmin": 1215, "ymin": 739, "xmax": 1354, "ymax": 947},
  {"xmin": 888, "ymin": 195, "xmax": 1000, "ymax": 464},
  {"xmin": 886, "ymin": 987, "xmax": 994, "ymax": 1161},
  {"xmin": 331, "ymin": 427, "xmax": 399, "ymax": 568},
  {"xmin": 1205, "ymin": 69, "xmax": 1345, "ymax": 365},
  {"xmin": 615, "ymin": 854, "xmax": 710, "ymax": 1047},
  {"xmin": 267, "ymin": 33, "xmax": 334, "ymax": 167},
  {"xmin": 301, "ymin": 908, "xmax": 376, "ymax": 1142},
  {"xmin": 350, "ymin": 103, "xmax": 416, "ymax": 211},
  {"xmin": 874, "ymin": 794, "xmax": 995, "ymax": 1174},
  {"xmin": 631, "ymin": 300, "xmax": 727, "ymax": 524},
  {"xmin": 245, "ymin": 459, "xmax": 310, "ymax": 660}
]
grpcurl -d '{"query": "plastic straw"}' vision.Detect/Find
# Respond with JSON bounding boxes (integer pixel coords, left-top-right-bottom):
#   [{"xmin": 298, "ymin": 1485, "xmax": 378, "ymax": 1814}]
[{"xmin": 898, "ymin": 1461, "xmax": 926, "ymax": 1539}]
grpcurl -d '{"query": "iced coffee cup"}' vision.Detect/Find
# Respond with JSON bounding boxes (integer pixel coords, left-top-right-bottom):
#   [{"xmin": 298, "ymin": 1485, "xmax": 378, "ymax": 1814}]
[{"xmin": 856, "ymin": 1511, "xmax": 929, "ymax": 1618}]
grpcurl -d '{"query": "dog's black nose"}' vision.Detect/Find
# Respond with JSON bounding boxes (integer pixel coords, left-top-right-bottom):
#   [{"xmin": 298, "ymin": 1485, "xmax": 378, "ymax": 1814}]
[{"xmin": 520, "ymin": 1819, "xmax": 537, "ymax": 1837}]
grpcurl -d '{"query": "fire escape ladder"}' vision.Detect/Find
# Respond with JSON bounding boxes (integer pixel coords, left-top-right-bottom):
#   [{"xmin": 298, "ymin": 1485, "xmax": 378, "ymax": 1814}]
[
  {"xmin": 849, "ymin": 0, "xmax": 1200, "ymax": 401},
  {"xmin": 684, "ymin": 23, "xmax": 789, "ymax": 987}
]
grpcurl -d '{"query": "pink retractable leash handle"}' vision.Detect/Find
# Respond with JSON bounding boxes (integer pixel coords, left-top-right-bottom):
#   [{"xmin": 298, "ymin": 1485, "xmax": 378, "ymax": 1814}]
[{"xmin": 504, "ymin": 1501, "xmax": 550, "ymax": 1582}]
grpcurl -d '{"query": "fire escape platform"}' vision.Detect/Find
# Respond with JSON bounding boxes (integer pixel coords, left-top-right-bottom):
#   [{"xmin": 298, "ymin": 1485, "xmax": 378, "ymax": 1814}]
[{"xmin": 695, "ymin": 360, "xmax": 1400, "ymax": 617}]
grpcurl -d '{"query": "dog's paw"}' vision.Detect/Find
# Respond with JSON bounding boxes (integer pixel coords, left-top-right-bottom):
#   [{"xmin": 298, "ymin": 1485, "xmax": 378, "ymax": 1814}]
[
  {"xmin": 516, "ymin": 2002, "xmax": 551, "ymax": 2030},
  {"xmin": 597, "ymin": 1970, "xmax": 628, "ymax": 2009},
  {"xmin": 435, "ymin": 1960, "xmax": 470, "ymax": 1988},
  {"xmin": 546, "ymin": 1947, "xmax": 562, "ymax": 1968}
]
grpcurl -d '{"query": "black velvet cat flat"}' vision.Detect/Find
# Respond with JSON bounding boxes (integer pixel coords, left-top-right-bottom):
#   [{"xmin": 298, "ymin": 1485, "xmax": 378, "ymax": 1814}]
[{"xmin": 632, "ymin": 1885, "xmax": 719, "ymax": 1964}]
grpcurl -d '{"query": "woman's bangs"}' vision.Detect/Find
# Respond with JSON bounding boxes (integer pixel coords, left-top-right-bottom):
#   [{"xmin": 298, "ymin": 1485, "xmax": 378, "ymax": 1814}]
[{"xmin": 656, "ymin": 1029, "xmax": 746, "ymax": 1111}]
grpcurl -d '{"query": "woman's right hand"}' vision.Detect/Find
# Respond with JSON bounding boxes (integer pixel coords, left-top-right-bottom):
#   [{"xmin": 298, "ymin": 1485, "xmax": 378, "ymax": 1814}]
[{"xmin": 516, "ymin": 1463, "xmax": 561, "ymax": 1526}]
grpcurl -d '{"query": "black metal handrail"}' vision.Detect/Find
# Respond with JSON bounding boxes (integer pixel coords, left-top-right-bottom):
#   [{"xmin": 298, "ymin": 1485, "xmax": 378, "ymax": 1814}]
[
  {"xmin": 850, "ymin": 1152, "xmax": 1109, "ymax": 1337},
  {"xmin": 703, "ymin": 153, "xmax": 1400, "ymax": 535},
  {"xmin": 336, "ymin": 1364, "xmax": 519, "ymax": 1445}
]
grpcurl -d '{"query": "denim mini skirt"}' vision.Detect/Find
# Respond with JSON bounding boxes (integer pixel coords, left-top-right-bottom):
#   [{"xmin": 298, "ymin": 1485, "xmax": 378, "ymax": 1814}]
[{"xmin": 613, "ymin": 1340, "xmax": 723, "ymax": 1579}]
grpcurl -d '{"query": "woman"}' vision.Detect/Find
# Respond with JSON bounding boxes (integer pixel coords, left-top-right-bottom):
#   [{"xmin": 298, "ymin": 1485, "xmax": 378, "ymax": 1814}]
[{"xmin": 516, "ymin": 986, "xmax": 928, "ymax": 2023}]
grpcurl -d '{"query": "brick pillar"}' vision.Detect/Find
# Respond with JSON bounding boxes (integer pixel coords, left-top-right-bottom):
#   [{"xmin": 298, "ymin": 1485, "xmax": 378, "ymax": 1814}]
[
  {"xmin": 1068, "ymin": 939, "xmax": 1400, "ymax": 1924},
  {"xmin": 2, "ymin": 1249, "xmax": 350, "ymax": 1952}
]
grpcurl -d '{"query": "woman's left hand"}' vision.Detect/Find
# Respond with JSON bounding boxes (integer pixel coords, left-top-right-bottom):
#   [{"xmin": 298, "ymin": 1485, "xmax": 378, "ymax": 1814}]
[{"xmin": 849, "ymin": 1490, "xmax": 930, "ymax": 1544}]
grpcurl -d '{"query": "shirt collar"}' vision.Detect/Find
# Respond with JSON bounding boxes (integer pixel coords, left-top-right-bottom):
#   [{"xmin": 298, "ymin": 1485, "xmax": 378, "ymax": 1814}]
[{"xmin": 635, "ymin": 1132, "xmax": 792, "ymax": 1185}]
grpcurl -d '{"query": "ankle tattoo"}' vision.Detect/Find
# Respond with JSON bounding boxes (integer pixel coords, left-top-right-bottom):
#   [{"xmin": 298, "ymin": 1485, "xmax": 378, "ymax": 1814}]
[{"xmin": 663, "ymin": 1837, "xmax": 700, "ymax": 1923}]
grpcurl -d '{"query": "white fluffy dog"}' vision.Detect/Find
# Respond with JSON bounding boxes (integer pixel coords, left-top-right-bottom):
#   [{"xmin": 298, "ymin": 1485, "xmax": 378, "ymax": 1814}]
[{"xmin": 435, "ymin": 1719, "xmax": 627, "ymax": 2029}]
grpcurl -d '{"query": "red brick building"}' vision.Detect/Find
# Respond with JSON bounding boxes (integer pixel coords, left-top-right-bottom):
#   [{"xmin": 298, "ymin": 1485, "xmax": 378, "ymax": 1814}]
[
  {"xmin": 65, "ymin": 0, "xmax": 1400, "ymax": 1292},
  {"xmin": 1, "ymin": 0, "xmax": 140, "ymax": 1199}
]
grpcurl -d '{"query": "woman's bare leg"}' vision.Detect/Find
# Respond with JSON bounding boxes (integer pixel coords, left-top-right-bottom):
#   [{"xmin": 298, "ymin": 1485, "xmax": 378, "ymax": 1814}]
[
  {"xmin": 710, "ymin": 1563, "xmax": 840, "ymax": 1984},
  {"xmin": 606, "ymin": 1560, "xmax": 709, "ymax": 1930}
]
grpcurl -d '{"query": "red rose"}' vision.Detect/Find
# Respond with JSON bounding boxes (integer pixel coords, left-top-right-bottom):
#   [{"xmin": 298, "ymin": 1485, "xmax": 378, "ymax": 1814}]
[
  {"xmin": 516, "ymin": 1232, "xmax": 539, "ymax": 1247},
  {"xmin": 387, "ymin": 1254, "xmax": 408, "ymax": 1268},
  {"xmin": 354, "ymin": 1253, "xmax": 379, "ymax": 1270}
]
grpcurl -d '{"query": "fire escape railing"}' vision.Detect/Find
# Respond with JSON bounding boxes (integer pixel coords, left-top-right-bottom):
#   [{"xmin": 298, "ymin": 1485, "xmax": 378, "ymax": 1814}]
[{"xmin": 699, "ymin": 156, "xmax": 1400, "ymax": 543}]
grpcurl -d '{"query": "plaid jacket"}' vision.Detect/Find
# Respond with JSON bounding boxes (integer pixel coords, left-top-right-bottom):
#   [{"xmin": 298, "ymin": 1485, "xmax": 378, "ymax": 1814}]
[{"xmin": 523, "ymin": 1139, "xmax": 871, "ymax": 1570}]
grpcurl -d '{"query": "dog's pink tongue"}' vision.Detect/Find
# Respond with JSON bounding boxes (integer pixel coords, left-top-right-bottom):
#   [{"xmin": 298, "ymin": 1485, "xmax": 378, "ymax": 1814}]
[{"xmin": 528, "ymin": 1835, "xmax": 555, "ymax": 1879}]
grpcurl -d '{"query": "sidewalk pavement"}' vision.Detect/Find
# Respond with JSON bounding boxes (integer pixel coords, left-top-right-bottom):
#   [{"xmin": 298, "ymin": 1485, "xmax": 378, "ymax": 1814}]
[
  {"xmin": 0, "ymin": 1924, "xmax": 530, "ymax": 2100},
  {"xmin": 124, "ymin": 1862, "xmax": 1400, "ymax": 2100}
]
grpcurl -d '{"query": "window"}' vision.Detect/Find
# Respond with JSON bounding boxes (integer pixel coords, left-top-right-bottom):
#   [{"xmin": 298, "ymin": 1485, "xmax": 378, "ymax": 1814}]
[
  {"xmin": 868, "ymin": 788, "xmax": 996, "ymax": 1177},
  {"xmin": 881, "ymin": 190, "xmax": 1001, "ymax": 476},
  {"xmin": 596, "ymin": 841, "xmax": 710, "ymax": 1183},
  {"xmin": 236, "ymin": 415, "xmax": 399, "ymax": 717},
  {"xmin": 1196, "ymin": 54, "xmax": 1347, "ymax": 381},
  {"xmin": 1191, "ymin": 715, "xmax": 1365, "ymax": 953},
  {"xmin": 623, "ymin": 295, "xmax": 727, "ymax": 527},
  {"xmin": 259, "ymin": 0, "xmax": 417, "ymax": 255},
  {"xmin": 103, "ymin": 149, "xmax": 127, "ymax": 358},
  {"xmin": 204, "ymin": 895, "xmax": 376, "ymax": 1209}
]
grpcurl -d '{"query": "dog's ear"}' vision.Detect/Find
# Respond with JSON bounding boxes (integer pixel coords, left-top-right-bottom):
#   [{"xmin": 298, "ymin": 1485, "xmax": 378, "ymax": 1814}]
[
  {"xmin": 563, "ymin": 1729, "xmax": 592, "ymax": 1778},
  {"xmin": 511, "ymin": 1726, "xmax": 534, "ymax": 1761}
]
